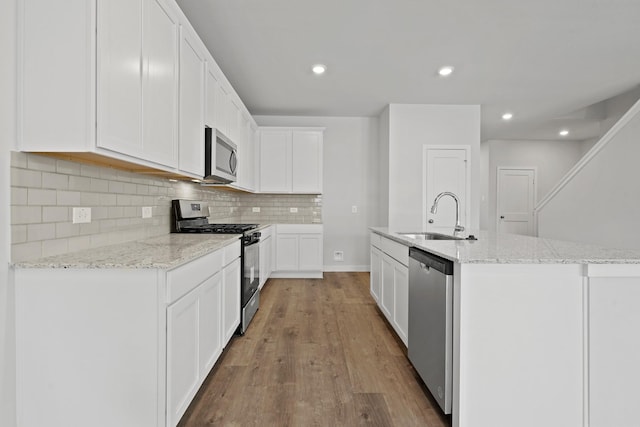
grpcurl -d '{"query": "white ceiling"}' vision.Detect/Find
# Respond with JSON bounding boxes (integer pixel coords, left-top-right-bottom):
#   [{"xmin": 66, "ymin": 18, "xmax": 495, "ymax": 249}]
[{"xmin": 176, "ymin": 0, "xmax": 640, "ymax": 141}]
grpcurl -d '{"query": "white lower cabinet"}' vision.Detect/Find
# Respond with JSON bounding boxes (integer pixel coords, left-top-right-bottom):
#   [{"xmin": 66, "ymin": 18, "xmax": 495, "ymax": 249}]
[
  {"xmin": 370, "ymin": 232, "xmax": 409, "ymax": 346},
  {"xmin": 272, "ymin": 224, "xmax": 323, "ymax": 278},
  {"xmin": 14, "ymin": 239, "xmax": 241, "ymax": 427},
  {"xmin": 258, "ymin": 226, "xmax": 273, "ymax": 289},
  {"xmin": 222, "ymin": 258, "xmax": 241, "ymax": 344}
]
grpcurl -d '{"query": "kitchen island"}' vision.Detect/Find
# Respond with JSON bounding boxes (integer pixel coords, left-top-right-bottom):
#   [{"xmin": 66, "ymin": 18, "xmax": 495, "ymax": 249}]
[{"xmin": 371, "ymin": 228, "xmax": 640, "ymax": 427}]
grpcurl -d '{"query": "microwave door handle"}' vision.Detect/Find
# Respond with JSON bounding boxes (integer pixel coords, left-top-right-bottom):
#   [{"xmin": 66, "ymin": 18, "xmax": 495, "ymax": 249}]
[{"xmin": 230, "ymin": 150, "xmax": 237, "ymax": 174}]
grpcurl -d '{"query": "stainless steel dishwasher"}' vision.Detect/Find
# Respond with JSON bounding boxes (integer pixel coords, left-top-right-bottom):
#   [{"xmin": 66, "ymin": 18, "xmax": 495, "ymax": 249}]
[{"xmin": 408, "ymin": 247, "xmax": 454, "ymax": 414}]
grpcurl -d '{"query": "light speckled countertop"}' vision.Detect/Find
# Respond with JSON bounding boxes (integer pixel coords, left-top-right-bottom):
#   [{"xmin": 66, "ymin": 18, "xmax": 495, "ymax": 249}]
[
  {"xmin": 13, "ymin": 234, "xmax": 241, "ymax": 269},
  {"xmin": 371, "ymin": 228, "xmax": 640, "ymax": 264}
]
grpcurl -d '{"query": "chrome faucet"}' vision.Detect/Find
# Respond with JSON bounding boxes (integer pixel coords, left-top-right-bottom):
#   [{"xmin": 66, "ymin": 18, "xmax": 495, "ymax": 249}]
[{"xmin": 430, "ymin": 191, "xmax": 465, "ymax": 234}]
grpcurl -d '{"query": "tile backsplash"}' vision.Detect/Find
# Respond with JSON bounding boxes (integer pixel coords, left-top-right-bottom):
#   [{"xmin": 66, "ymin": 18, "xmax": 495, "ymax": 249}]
[{"xmin": 10, "ymin": 152, "xmax": 322, "ymax": 262}]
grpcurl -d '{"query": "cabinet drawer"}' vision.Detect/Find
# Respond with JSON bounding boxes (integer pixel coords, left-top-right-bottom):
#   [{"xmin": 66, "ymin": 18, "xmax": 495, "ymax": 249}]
[
  {"xmin": 167, "ymin": 249, "xmax": 223, "ymax": 303},
  {"xmin": 222, "ymin": 240, "xmax": 241, "ymax": 266},
  {"xmin": 380, "ymin": 236, "xmax": 409, "ymax": 267},
  {"xmin": 277, "ymin": 224, "xmax": 323, "ymax": 234},
  {"xmin": 259, "ymin": 225, "xmax": 273, "ymax": 240},
  {"xmin": 371, "ymin": 232, "xmax": 382, "ymax": 249}
]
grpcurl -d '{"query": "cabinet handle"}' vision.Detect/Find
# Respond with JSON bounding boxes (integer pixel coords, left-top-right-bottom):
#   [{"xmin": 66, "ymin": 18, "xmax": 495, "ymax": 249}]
[
  {"xmin": 500, "ymin": 216, "xmax": 505, "ymax": 219},
  {"xmin": 230, "ymin": 150, "xmax": 237, "ymax": 173}
]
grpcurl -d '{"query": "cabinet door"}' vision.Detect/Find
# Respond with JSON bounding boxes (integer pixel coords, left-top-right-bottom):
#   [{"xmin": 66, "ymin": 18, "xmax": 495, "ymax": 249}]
[
  {"xmin": 205, "ymin": 67, "xmax": 218, "ymax": 128},
  {"xmin": 380, "ymin": 255, "xmax": 395, "ymax": 321},
  {"xmin": 392, "ymin": 259, "xmax": 409, "ymax": 346},
  {"xmin": 222, "ymin": 258, "xmax": 241, "ymax": 344},
  {"xmin": 178, "ymin": 26, "xmax": 205, "ymax": 177},
  {"xmin": 97, "ymin": 0, "xmax": 143, "ymax": 154},
  {"xmin": 215, "ymin": 85, "xmax": 230, "ymax": 137},
  {"xmin": 299, "ymin": 234, "xmax": 323, "ymax": 271},
  {"xmin": 142, "ymin": 0, "xmax": 178, "ymax": 167},
  {"xmin": 198, "ymin": 271, "xmax": 223, "ymax": 379},
  {"xmin": 167, "ymin": 288, "xmax": 200, "ymax": 427},
  {"xmin": 276, "ymin": 234, "xmax": 299, "ymax": 271},
  {"xmin": 370, "ymin": 247, "xmax": 382, "ymax": 303},
  {"xmin": 291, "ymin": 131, "xmax": 323, "ymax": 193},
  {"xmin": 259, "ymin": 236, "xmax": 272, "ymax": 289},
  {"xmin": 259, "ymin": 130, "xmax": 292, "ymax": 192}
]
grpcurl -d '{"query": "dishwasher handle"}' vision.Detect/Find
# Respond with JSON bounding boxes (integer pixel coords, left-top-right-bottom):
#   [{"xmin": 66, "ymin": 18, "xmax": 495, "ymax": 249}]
[{"xmin": 409, "ymin": 247, "xmax": 454, "ymax": 275}]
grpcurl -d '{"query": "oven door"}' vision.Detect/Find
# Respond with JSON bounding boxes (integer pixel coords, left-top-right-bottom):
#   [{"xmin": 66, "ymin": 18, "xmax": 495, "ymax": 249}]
[{"xmin": 242, "ymin": 240, "xmax": 260, "ymax": 307}]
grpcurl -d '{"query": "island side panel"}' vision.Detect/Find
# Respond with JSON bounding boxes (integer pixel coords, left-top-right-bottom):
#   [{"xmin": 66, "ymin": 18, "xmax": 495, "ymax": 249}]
[
  {"xmin": 14, "ymin": 268, "xmax": 163, "ymax": 427},
  {"xmin": 455, "ymin": 263, "xmax": 584, "ymax": 427},
  {"xmin": 587, "ymin": 264, "xmax": 640, "ymax": 427}
]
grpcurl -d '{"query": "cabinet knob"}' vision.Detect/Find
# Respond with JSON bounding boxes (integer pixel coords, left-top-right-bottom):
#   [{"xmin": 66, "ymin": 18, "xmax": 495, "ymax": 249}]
[
  {"xmin": 500, "ymin": 216, "xmax": 505, "ymax": 219},
  {"xmin": 428, "ymin": 219, "xmax": 434, "ymax": 224}
]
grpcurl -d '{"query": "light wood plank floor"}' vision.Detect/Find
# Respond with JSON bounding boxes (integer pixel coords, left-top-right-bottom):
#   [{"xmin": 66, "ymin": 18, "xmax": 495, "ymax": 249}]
[{"xmin": 178, "ymin": 272, "xmax": 451, "ymax": 427}]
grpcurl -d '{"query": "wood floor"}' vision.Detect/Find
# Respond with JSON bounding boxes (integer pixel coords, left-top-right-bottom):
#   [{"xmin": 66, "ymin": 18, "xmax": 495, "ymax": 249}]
[{"xmin": 178, "ymin": 272, "xmax": 451, "ymax": 427}]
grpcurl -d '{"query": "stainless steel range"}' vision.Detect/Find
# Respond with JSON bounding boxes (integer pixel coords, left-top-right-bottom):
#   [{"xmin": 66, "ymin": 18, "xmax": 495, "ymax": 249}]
[{"xmin": 171, "ymin": 199, "xmax": 260, "ymax": 334}]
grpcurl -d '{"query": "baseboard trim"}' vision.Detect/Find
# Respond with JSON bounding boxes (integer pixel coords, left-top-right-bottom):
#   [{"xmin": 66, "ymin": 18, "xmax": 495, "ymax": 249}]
[
  {"xmin": 323, "ymin": 265, "xmax": 370, "ymax": 272},
  {"xmin": 269, "ymin": 271, "xmax": 323, "ymax": 279}
]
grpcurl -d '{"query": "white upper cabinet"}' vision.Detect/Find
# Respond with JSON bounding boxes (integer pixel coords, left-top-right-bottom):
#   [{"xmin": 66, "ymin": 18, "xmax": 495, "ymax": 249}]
[
  {"xmin": 178, "ymin": 25, "xmax": 206, "ymax": 177},
  {"xmin": 18, "ymin": 0, "xmax": 255, "ymax": 182},
  {"xmin": 96, "ymin": 0, "xmax": 143, "ymax": 157},
  {"xmin": 97, "ymin": 0, "xmax": 179, "ymax": 168},
  {"xmin": 142, "ymin": 0, "xmax": 179, "ymax": 167},
  {"xmin": 258, "ymin": 127, "xmax": 323, "ymax": 194}
]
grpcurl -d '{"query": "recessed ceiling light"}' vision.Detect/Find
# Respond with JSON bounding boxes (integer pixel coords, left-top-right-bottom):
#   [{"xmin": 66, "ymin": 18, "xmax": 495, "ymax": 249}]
[
  {"xmin": 559, "ymin": 129, "xmax": 569, "ymax": 136},
  {"xmin": 502, "ymin": 112, "xmax": 513, "ymax": 120},
  {"xmin": 438, "ymin": 66, "xmax": 454, "ymax": 77},
  {"xmin": 168, "ymin": 179, "xmax": 178, "ymax": 182},
  {"xmin": 191, "ymin": 179, "xmax": 202, "ymax": 183},
  {"xmin": 312, "ymin": 64, "xmax": 326, "ymax": 75}
]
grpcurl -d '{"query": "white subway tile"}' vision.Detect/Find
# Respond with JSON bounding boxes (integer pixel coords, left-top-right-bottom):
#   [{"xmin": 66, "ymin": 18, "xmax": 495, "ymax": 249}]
[
  {"xmin": 116, "ymin": 194, "xmax": 132, "ymax": 206},
  {"xmin": 12, "ymin": 225, "xmax": 27, "ymax": 244},
  {"xmin": 79, "ymin": 222, "xmax": 100, "ymax": 235},
  {"xmin": 92, "ymin": 207, "xmax": 109, "ymax": 220},
  {"xmin": 136, "ymin": 184, "xmax": 149, "ymax": 195},
  {"xmin": 27, "ymin": 223, "xmax": 56, "ymax": 241},
  {"xmin": 108, "ymin": 206, "xmax": 124, "ymax": 218},
  {"xmin": 42, "ymin": 172, "xmax": 69, "ymax": 190},
  {"xmin": 12, "ymin": 241, "xmax": 42, "ymax": 262},
  {"xmin": 56, "ymin": 222, "xmax": 80, "ymax": 238},
  {"xmin": 100, "ymin": 194, "xmax": 117, "ymax": 206},
  {"xmin": 43, "ymin": 206, "xmax": 69, "ymax": 222},
  {"xmin": 69, "ymin": 176, "xmax": 91, "ymax": 191},
  {"xmin": 12, "ymin": 169, "xmax": 42, "ymax": 188},
  {"xmin": 123, "ymin": 183, "xmax": 137, "ymax": 194},
  {"xmin": 108, "ymin": 181, "xmax": 125, "ymax": 193},
  {"xmin": 80, "ymin": 164, "xmax": 101, "ymax": 178},
  {"xmin": 11, "ymin": 151, "xmax": 28, "ymax": 168},
  {"xmin": 27, "ymin": 154, "xmax": 57, "ymax": 172},
  {"xmin": 42, "ymin": 239, "xmax": 69, "ymax": 257},
  {"xmin": 90, "ymin": 178, "xmax": 109, "ymax": 192},
  {"xmin": 11, "ymin": 187, "xmax": 27, "ymax": 205},
  {"xmin": 11, "ymin": 206, "xmax": 42, "ymax": 224},
  {"xmin": 68, "ymin": 236, "xmax": 91, "ymax": 253},
  {"xmin": 27, "ymin": 188, "xmax": 57, "ymax": 206},
  {"xmin": 57, "ymin": 191, "xmax": 82, "ymax": 206},
  {"xmin": 56, "ymin": 159, "xmax": 81, "ymax": 175},
  {"xmin": 80, "ymin": 192, "xmax": 101, "ymax": 206}
]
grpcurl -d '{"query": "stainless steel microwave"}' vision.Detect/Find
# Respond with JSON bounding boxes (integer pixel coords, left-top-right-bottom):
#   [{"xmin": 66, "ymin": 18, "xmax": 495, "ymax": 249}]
[{"xmin": 204, "ymin": 127, "xmax": 237, "ymax": 183}]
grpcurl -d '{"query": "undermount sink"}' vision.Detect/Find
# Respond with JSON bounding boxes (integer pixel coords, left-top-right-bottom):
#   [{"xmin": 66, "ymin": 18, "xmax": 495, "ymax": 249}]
[{"xmin": 398, "ymin": 232, "xmax": 469, "ymax": 240}]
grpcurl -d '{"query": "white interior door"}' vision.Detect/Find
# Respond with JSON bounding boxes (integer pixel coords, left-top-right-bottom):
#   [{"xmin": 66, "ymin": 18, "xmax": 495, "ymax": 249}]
[
  {"xmin": 496, "ymin": 167, "xmax": 536, "ymax": 236},
  {"xmin": 424, "ymin": 147, "xmax": 469, "ymax": 233}
]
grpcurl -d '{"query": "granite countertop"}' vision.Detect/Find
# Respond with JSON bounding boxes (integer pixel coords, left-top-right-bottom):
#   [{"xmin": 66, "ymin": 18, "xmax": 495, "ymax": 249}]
[
  {"xmin": 371, "ymin": 227, "xmax": 640, "ymax": 264},
  {"xmin": 13, "ymin": 234, "xmax": 242, "ymax": 269}
]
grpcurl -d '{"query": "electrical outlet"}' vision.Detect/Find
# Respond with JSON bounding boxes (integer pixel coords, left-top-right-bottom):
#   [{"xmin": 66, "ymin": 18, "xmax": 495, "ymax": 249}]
[
  {"xmin": 333, "ymin": 251, "xmax": 344, "ymax": 262},
  {"xmin": 351, "ymin": 205, "xmax": 358, "ymax": 213},
  {"xmin": 72, "ymin": 207, "xmax": 91, "ymax": 224},
  {"xmin": 290, "ymin": 207, "xmax": 298, "ymax": 213},
  {"xmin": 142, "ymin": 206, "xmax": 153, "ymax": 218},
  {"xmin": 252, "ymin": 207, "xmax": 261, "ymax": 213}
]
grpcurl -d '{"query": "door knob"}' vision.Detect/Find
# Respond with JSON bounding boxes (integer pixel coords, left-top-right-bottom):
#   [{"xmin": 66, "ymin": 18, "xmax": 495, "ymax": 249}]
[{"xmin": 428, "ymin": 219, "xmax": 434, "ymax": 223}]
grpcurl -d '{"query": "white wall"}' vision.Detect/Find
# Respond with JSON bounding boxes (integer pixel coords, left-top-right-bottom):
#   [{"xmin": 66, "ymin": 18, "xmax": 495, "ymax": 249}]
[
  {"xmin": 482, "ymin": 139, "xmax": 586, "ymax": 231},
  {"xmin": 386, "ymin": 104, "xmax": 481, "ymax": 230},
  {"xmin": 538, "ymin": 106, "xmax": 640, "ymax": 250},
  {"xmin": 378, "ymin": 107, "xmax": 390, "ymax": 227},
  {"xmin": 1, "ymin": 0, "xmax": 17, "ymax": 425},
  {"xmin": 254, "ymin": 115, "xmax": 379, "ymax": 271}
]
